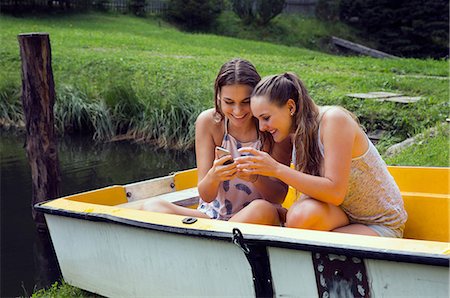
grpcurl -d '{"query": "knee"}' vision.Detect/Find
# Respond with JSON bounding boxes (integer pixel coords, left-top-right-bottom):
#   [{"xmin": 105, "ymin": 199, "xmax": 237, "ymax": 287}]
[
  {"xmin": 245, "ymin": 200, "xmax": 280, "ymax": 225},
  {"xmin": 286, "ymin": 199, "xmax": 325, "ymax": 229}
]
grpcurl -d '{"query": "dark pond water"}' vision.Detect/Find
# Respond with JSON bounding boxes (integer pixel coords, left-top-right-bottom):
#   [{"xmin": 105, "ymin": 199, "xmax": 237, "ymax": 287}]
[{"xmin": 0, "ymin": 131, "xmax": 196, "ymax": 297}]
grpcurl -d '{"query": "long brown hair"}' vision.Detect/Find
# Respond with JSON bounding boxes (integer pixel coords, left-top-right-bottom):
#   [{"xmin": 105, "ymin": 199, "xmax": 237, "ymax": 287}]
[
  {"xmin": 252, "ymin": 72, "xmax": 322, "ymax": 176},
  {"xmin": 213, "ymin": 58, "xmax": 261, "ymax": 121},
  {"xmin": 213, "ymin": 58, "xmax": 274, "ymax": 152}
]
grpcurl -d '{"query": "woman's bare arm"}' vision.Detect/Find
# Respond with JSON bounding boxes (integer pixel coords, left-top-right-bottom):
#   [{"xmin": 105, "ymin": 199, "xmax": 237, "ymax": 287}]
[{"xmin": 195, "ymin": 110, "xmax": 237, "ymax": 202}]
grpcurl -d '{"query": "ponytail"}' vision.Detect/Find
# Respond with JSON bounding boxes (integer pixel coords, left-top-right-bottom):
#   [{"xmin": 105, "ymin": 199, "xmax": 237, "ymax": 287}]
[{"xmin": 252, "ymin": 72, "xmax": 321, "ymax": 176}]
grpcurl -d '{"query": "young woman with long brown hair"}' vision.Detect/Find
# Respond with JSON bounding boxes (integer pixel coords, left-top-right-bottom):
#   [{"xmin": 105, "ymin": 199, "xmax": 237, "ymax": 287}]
[
  {"xmin": 142, "ymin": 59, "xmax": 291, "ymax": 225},
  {"xmin": 236, "ymin": 72, "xmax": 407, "ymax": 237}
]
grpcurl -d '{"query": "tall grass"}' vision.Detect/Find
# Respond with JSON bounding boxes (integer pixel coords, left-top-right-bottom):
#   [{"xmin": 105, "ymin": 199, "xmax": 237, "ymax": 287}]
[
  {"xmin": 55, "ymin": 85, "xmax": 114, "ymax": 140},
  {"xmin": 0, "ymin": 13, "xmax": 448, "ymax": 152},
  {"xmin": 0, "ymin": 81, "xmax": 22, "ymax": 128}
]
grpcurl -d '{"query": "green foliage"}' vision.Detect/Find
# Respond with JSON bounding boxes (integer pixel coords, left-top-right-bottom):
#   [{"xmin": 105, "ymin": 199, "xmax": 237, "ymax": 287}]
[
  {"xmin": 31, "ymin": 280, "xmax": 92, "ymax": 298},
  {"xmin": 339, "ymin": 0, "xmax": 449, "ymax": 58},
  {"xmin": 315, "ymin": 0, "xmax": 340, "ymax": 22},
  {"xmin": 0, "ymin": 81, "xmax": 22, "ymax": 128},
  {"xmin": 213, "ymin": 11, "xmax": 366, "ymax": 53},
  {"xmin": 93, "ymin": 0, "xmax": 110, "ymax": 12},
  {"xmin": 384, "ymin": 123, "xmax": 449, "ymax": 167},
  {"xmin": 130, "ymin": 0, "xmax": 146, "ymax": 16},
  {"xmin": 257, "ymin": 0, "xmax": 285, "ymax": 25},
  {"xmin": 55, "ymin": 85, "xmax": 114, "ymax": 140},
  {"xmin": 231, "ymin": 0, "xmax": 286, "ymax": 25},
  {"xmin": 232, "ymin": 0, "xmax": 254, "ymax": 24},
  {"xmin": 0, "ymin": 13, "xmax": 448, "ymax": 153},
  {"xmin": 165, "ymin": 0, "xmax": 223, "ymax": 30}
]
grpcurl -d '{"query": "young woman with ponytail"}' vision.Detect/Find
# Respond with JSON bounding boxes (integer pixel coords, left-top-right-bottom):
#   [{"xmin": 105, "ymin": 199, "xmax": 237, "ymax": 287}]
[{"xmin": 236, "ymin": 72, "xmax": 407, "ymax": 237}]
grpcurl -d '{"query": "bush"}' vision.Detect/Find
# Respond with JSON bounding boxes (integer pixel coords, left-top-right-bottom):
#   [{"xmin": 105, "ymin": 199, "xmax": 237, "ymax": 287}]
[
  {"xmin": 339, "ymin": 0, "xmax": 449, "ymax": 58},
  {"xmin": 315, "ymin": 0, "xmax": 340, "ymax": 22},
  {"xmin": 165, "ymin": 0, "xmax": 223, "ymax": 30},
  {"xmin": 232, "ymin": 0, "xmax": 286, "ymax": 25},
  {"xmin": 232, "ymin": 0, "xmax": 255, "ymax": 24},
  {"xmin": 93, "ymin": 0, "xmax": 110, "ymax": 12},
  {"xmin": 130, "ymin": 0, "xmax": 146, "ymax": 16}
]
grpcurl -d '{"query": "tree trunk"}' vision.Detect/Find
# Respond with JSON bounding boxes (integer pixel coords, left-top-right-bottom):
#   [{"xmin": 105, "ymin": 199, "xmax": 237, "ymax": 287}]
[{"xmin": 18, "ymin": 33, "xmax": 61, "ymax": 231}]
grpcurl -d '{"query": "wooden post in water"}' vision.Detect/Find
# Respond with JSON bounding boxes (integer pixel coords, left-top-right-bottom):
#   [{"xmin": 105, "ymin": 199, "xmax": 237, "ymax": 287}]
[{"xmin": 18, "ymin": 33, "xmax": 61, "ymax": 231}]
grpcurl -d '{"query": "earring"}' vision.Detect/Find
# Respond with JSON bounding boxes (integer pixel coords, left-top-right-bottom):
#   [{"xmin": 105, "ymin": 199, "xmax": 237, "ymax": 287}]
[{"xmin": 290, "ymin": 111, "xmax": 294, "ymax": 116}]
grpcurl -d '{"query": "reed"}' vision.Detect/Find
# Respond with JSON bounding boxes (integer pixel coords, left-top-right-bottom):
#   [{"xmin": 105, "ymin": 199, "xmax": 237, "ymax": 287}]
[
  {"xmin": 55, "ymin": 85, "xmax": 114, "ymax": 141},
  {"xmin": 0, "ymin": 82, "xmax": 22, "ymax": 129},
  {"xmin": 0, "ymin": 13, "xmax": 448, "ymax": 152}
]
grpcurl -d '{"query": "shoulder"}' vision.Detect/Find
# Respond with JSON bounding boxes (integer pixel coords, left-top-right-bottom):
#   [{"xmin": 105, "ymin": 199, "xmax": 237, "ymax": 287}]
[
  {"xmin": 196, "ymin": 109, "xmax": 221, "ymax": 129},
  {"xmin": 195, "ymin": 109, "xmax": 224, "ymax": 143},
  {"xmin": 196, "ymin": 108, "xmax": 215, "ymax": 124},
  {"xmin": 321, "ymin": 106, "xmax": 356, "ymax": 128}
]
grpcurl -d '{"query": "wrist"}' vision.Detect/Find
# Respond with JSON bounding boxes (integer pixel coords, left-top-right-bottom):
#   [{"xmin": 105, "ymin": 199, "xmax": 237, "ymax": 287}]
[
  {"xmin": 273, "ymin": 163, "xmax": 283, "ymax": 179},
  {"xmin": 206, "ymin": 169, "xmax": 220, "ymax": 186},
  {"xmin": 250, "ymin": 174, "xmax": 259, "ymax": 183}
]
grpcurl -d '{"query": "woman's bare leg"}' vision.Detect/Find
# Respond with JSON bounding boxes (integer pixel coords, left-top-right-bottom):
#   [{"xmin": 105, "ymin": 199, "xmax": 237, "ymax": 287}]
[
  {"xmin": 285, "ymin": 198, "xmax": 349, "ymax": 231},
  {"xmin": 229, "ymin": 199, "xmax": 280, "ymax": 226},
  {"xmin": 141, "ymin": 199, "xmax": 209, "ymax": 218},
  {"xmin": 333, "ymin": 224, "xmax": 379, "ymax": 236},
  {"xmin": 286, "ymin": 198, "xmax": 379, "ymax": 236}
]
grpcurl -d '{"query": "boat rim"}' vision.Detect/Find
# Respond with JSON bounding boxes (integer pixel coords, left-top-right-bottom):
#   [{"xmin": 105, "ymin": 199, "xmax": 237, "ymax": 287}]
[{"xmin": 35, "ymin": 200, "xmax": 450, "ymax": 267}]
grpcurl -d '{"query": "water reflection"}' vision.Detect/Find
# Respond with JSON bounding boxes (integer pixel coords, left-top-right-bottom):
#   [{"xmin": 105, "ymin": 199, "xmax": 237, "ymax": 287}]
[{"xmin": 0, "ymin": 131, "xmax": 195, "ymax": 297}]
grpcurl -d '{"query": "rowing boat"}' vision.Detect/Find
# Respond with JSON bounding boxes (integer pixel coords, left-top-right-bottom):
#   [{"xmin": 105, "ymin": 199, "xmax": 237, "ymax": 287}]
[{"xmin": 36, "ymin": 166, "xmax": 449, "ymax": 297}]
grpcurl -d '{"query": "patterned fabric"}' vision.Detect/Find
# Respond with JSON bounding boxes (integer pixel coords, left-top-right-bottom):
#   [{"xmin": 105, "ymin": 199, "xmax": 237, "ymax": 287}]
[
  {"xmin": 317, "ymin": 109, "xmax": 408, "ymax": 237},
  {"xmin": 197, "ymin": 120, "xmax": 263, "ymax": 220}
]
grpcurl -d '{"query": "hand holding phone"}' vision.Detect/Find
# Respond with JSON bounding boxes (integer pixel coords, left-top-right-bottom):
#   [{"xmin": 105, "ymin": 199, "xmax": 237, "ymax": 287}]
[{"xmin": 215, "ymin": 146, "xmax": 234, "ymax": 165}]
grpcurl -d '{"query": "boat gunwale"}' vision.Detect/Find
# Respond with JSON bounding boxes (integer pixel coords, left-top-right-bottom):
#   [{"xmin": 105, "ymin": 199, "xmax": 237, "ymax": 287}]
[{"xmin": 35, "ymin": 201, "xmax": 450, "ymax": 268}]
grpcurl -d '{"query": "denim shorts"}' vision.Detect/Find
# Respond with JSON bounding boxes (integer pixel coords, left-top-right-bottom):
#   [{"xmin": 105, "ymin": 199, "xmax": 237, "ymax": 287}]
[{"xmin": 368, "ymin": 224, "xmax": 403, "ymax": 238}]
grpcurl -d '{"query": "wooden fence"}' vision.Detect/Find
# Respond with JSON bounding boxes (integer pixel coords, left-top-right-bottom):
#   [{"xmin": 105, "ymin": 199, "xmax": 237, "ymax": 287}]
[
  {"xmin": 284, "ymin": 0, "xmax": 317, "ymax": 15},
  {"xmin": 104, "ymin": 0, "xmax": 167, "ymax": 14},
  {"xmin": 0, "ymin": 0, "xmax": 167, "ymax": 14},
  {"xmin": 1, "ymin": 0, "xmax": 317, "ymax": 15}
]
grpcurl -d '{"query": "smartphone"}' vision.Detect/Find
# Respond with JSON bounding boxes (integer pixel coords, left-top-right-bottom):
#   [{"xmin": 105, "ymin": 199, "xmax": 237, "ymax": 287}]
[{"xmin": 215, "ymin": 146, "xmax": 234, "ymax": 165}]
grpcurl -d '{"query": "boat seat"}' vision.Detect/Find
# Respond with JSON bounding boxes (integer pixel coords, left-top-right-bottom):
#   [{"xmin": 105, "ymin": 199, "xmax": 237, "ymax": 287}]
[{"xmin": 117, "ymin": 187, "xmax": 200, "ymax": 209}]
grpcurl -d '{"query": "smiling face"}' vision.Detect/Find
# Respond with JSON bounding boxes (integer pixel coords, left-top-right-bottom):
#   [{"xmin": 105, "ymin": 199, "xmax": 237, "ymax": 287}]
[
  {"xmin": 251, "ymin": 95, "xmax": 295, "ymax": 142},
  {"xmin": 219, "ymin": 84, "xmax": 254, "ymax": 128}
]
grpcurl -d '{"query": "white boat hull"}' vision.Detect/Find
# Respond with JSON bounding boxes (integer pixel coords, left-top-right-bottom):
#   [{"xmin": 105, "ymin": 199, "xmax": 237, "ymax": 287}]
[
  {"xmin": 38, "ymin": 167, "xmax": 450, "ymax": 297},
  {"xmin": 44, "ymin": 211, "xmax": 449, "ymax": 297}
]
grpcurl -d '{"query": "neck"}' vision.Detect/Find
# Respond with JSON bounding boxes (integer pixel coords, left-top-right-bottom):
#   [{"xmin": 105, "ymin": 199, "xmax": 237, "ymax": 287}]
[{"xmin": 227, "ymin": 118, "xmax": 257, "ymax": 142}]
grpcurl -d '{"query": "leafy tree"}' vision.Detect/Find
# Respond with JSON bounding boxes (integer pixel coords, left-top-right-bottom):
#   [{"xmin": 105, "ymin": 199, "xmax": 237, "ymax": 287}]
[
  {"xmin": 232, "ymin": 0, "xmax": 286, "ymax": 25},
  {"xmin": 339, "ymin": 0, "xmax": 449, "ymax": 58},
  {"xmin": 232, "ymin": 0, "xmax": 255, "ymax": 25},
  {"xmin": 165, "ymin": 0, "xmax": 223, "ymax": 30},
  {"xmin": 130, "ymin": 0, "xmax": 146, "ymax": 16},
  {"xmin": 257, "ymin": 0, "xmax": 286, "ymax": 25},
  {"xmin": 315, "ymin": 0, "xmax": 340, "ymax": 22}
]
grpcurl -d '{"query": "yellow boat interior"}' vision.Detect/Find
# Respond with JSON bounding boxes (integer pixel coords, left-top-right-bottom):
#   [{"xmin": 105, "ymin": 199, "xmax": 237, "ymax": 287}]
[{"xmin": 40, "ymin": 166, "xmax": 450, "ymax": 258}]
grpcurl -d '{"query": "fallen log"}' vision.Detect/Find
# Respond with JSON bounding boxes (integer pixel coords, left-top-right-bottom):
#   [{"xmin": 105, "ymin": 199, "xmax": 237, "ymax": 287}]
[{"xmin": 331, "ymin": 36, "xmax": 398, "ymax": 59}]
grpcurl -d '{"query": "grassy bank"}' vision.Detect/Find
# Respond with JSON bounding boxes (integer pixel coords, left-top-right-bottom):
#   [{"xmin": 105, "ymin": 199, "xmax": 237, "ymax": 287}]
[
  {"xmin": 212, "ymin": 11, "xmax": 364, "ymax": 53},
  {"xmin": 385, "ymin": 122, "xmax": 449, "ymax": 167},
  {"xmin": 1, "ymin": 13, "xmax": 448, "ymax": 154}
]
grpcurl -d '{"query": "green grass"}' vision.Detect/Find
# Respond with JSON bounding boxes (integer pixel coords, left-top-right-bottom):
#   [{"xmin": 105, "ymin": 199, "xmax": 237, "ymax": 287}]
[
  {"xmin": 213, "ymin": 11, "xmax": 369, "ymax": 53},
  {"xmin": 0, "ymin": 13, "xmax": 448, "ymax": 157},
  {"xmin": 385, "ymin": 123, "xmax": 449, "ymax": 167},
  {"xmin": 31, "ymin": 280, "xmax": 96, "ymax": 298}
]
